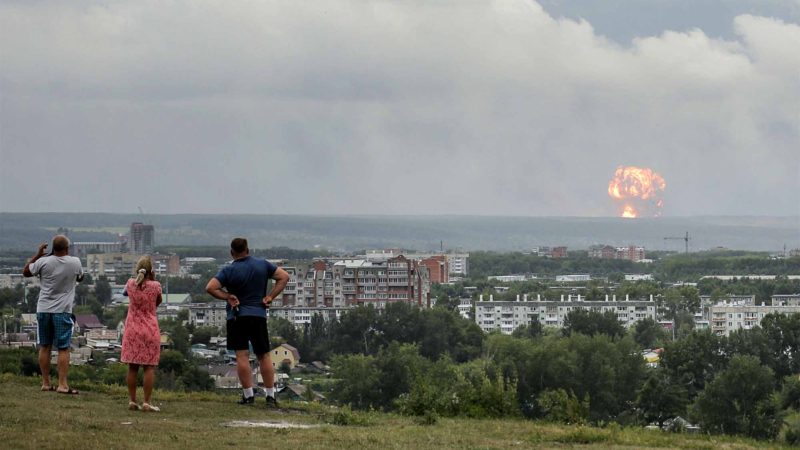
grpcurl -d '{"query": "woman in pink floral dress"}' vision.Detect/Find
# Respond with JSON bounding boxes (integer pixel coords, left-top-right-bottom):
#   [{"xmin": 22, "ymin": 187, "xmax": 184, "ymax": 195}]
[{"xmin": 121, "ymin": 256, "xmax": 162, "ymax": 412}]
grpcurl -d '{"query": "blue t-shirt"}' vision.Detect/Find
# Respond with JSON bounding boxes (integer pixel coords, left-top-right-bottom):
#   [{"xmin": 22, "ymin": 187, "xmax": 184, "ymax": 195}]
[{"xmin": 214, "ymin": 256, "xmax": 278, "ymax": 320}]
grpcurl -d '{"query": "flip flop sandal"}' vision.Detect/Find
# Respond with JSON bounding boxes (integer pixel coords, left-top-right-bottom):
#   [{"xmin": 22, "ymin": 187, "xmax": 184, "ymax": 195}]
[
  {"xmin": 129, "ymin": 402, "xmax": 141, "ymax": 411},
  {"xmin": 142, "ymin": 403, "xmax": 160, "ymax": 412},
  {"xmin": 56, "ymin": 388, "xmax": 79, "ymax": 395},
  {"xmin": 41, "ymin": 386, "xmax": 56, "ymax": 392}
]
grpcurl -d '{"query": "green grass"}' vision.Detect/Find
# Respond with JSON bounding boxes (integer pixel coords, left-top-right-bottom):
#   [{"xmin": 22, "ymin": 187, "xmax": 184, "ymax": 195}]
[{"xmin": 0, "ymin": 375, "xmax": 789, "ymax": 450}]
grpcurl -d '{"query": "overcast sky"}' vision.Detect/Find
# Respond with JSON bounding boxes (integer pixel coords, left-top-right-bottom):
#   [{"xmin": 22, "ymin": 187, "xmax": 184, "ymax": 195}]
[{"xmin": 1, "ymin": 0, "xmax": 798, "ymax": 217}]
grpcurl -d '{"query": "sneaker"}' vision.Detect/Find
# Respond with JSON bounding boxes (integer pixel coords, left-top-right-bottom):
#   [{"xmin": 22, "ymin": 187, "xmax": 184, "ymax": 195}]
[
  {"xmin": 265, "ymin": 396, "xmax": 279, "ymax": 408},
  {"xmin": 237, "ymin": 395, "xmax": 255, "ymax": 405}
]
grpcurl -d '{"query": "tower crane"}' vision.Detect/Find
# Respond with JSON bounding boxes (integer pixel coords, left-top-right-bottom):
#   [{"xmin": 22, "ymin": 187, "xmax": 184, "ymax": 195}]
[{"xmin": 664, "ymin": 231, "xmax": 691, "ymax": 254}]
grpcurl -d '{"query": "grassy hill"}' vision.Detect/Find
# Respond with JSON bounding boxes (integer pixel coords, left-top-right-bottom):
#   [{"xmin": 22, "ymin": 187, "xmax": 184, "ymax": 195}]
[{"xmin": 0, "ymin": 375, "xmax": 788, "ymax": 449}]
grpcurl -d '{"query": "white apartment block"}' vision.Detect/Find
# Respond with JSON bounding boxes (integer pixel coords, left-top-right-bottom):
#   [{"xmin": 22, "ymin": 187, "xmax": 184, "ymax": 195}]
[
  {"xmin": 625, "ymin": 274, "xmax": 653, "ymax": 281},
  {"xmin": 188, "ymin": 302, "xmax": 227, "ymax": 329},
  {"xmin": 709, "ymin": 300, "xmax": 800, "ymax": 336},
  {"xmin": 475, "ymin": 294, "xmax": 657, "ymax": 335},
  {"xmin": 556, "ymin": 274, "xmax": 591, "ymax": 282},
  {"xmin": 268, "ymin": 307, "xmax": 350, "ymax": 326},
  {"xmin": 488, "ymin": 275, "xmax": 530, "ymax": 282},
  {"xmin": 771, "ymin": 294, "xmax": 800, "ymax": 306},
  {"xmin": 457, "ymin": 297, "xmax": 472, "ymax": 320},
  {"xmin": 700, "ymin": 295, "xmax": 756, "ymax": 308}
]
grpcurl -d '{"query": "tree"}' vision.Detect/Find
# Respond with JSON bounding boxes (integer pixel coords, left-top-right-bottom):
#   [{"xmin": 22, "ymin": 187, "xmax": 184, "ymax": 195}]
[
  {"xmin": 329, "ymin": 354, "xmax": 382, "ymax": 409},
  {"xmin": 660, "ymin": 329, "xmax": 727, "ymax": 399},
  {"xmin": 190, "ymin": 326, "xmax": 218, "ymax": 346},
  {"xmin": 374, "ymin": 343, "xmax": 426, "ymax": 410},
  {"xmin": 512, "ymin": 322, "xmax": 543, "ymax": 340},
  {"xmin": 636, "ymin": 370, "xmax": 688, "ymax": 427},
  {"xmin": 537, "ymin": 388, "xmax": 589, "ymax": 424},
  {"xmin": 433, "ymin": 295, "xmax": 460, "ymax": 311},
  {"xmin": 177, "ymin": 309, "xmax": 189, "ymax": 322},
  {"xmin": 178, "ymin": 366, "xmax": 215, "ymax": 391},
  {"xmin": 158, "ymin": 349, "xmax": 187, "ymax": 376},
  {"xmin": 760, "ymin": 313, "xmax": 800, "ymax": 378},
  {"xmin": 692, "ymin": 355, "xmax": 782, "ymax": 439},
  {"xmin": 95, "ymin": 277, "xmax": 112, "ymax": 305},
  {"xmin": 328, "ymin": 305, "xmax": 380, "ymax": 355},
  {"xmin": 633, "ymin": 318, "xmax": 667, "ymax": 349},
  {"xmin": 159, "ymin": 318, "xmax": 190, "ymax": 356},
  {"xmin": 562, "ymin": 309, "xmax": 625, "ymax": 339},
  {"xmin": 778, "ymin": 376, "xmax": 800, "ymax": 411}
]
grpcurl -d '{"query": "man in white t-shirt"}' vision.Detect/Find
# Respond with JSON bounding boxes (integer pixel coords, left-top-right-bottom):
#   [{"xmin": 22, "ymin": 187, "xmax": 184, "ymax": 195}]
[{"xmin": 23, "ymin": 235, "xmax": 84, "ymax": 394}]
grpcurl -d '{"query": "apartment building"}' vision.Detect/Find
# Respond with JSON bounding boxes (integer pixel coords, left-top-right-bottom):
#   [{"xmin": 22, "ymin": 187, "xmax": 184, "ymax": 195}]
[
  {"xmin": 556, "ymin": 274, "xmax": 591, "ymax": 282},
  {"xmin": 419, "ymin": 255, "xmax": 449, "ymax": 283},
  {"xmin": 699, "ymin": 294, "xmax": 756, "ymax": 308},
  {"xmin": 475, "ymin": 294, "xmax": 657, "ymax": 335},
  {"xmin": 771, "ymin": 294, "xmax": 800, "ymax": 306},
  {"xmin": 273, "ymin": 256, "xmax": 431, "ymax": 310},
  {"xmin": 625, "ymin": 274, "xmax": 653, "ymax": 281},
  {"xmin": 130, "ymin": 222, "xmax": 155, "ymax": 254},
  {"xmin": 86, "ymin": 252, "xmax": 179, "ymax": 277},
  {"xmin": 363, "ymin": 249, "xmax": 469, "ymax": 277},
  {"xmin": 86, "ymin": 253, "xmax": 139, "ymax": 277},
  {"xmin": 616, "ymin": 246, "xmax": 646, "ymax": 262},
  {"xmin": 188, "ymin": 302, "xmax": 228, "ymax": 329},
  {"xmin": 709, "ymin": 300, "xmax": 800, "ymax": 336},
  {"xmin": 72, "ymin": 241, "xmax": 123, "ymax": 259},
  {"xmin": 589, "ymin": 245, "xmax": 646, "ymax": 262},
  {"xmin": 268, "ymin": 306, "xmax": 350, "ymax": 326}
]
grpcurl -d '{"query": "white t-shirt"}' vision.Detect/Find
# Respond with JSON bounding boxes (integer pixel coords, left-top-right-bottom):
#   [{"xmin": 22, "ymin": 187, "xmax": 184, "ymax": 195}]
[{"xmin": 28, "ymin": 255, "xmax": 84, "ymax": 313}]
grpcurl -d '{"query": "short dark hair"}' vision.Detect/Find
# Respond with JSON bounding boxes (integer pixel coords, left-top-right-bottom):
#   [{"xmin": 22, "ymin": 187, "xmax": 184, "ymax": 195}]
[{"xmin": 230, "ymin": 238, "xmax": 248, "ymax": 254}]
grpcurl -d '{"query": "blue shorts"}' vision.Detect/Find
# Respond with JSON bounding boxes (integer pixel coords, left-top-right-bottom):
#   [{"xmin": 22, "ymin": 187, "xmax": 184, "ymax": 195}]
[{"xmin": 37, "ymin": 313, "xmax": 74, "ymax": 350}]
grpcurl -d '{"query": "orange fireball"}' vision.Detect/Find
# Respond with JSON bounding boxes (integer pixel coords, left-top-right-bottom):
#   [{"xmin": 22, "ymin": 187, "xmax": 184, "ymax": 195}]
[
  {"xmin": 622, "ymin": 204, "xmax": 638, "ymax": 218},
  {"xmin": 608, "ymin": 166, "xmax": 666, "ymax": 218}
]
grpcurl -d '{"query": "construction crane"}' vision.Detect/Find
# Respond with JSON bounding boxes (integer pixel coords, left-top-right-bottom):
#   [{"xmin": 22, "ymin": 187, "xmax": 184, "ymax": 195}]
[{"xmin": 664, "ymin": 231, "xmax": 691, "ymax": 254}]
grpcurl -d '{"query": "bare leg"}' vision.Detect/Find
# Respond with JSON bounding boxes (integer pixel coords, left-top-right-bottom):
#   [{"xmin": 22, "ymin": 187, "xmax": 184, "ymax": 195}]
[
  {"xmin": 56, "ymin": 348, "xmax": 70, "ymax": 390},
  {"xmin": 127, "ymin": 364, "xmax": 140, "ymax": 403},
  {"xmin": 257, "ymin": 353, "xmax": 275, "ymax": 389},
  {"xmin": 38, "ymin": 346, "xmax": 52, "ymax": 388},
  {"xmin": 236, "ymin": 351, "xmax": 252, "ymax": 389},
  {"xmin": 142, "ymin": 365, "xmax": 155, "ymax": 404}
]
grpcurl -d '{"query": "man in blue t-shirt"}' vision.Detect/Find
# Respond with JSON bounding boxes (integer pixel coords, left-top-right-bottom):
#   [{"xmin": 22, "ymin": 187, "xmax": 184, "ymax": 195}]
[{"xmin": 206, "ymin": 237, "xmax": 289, "ymax": 406}]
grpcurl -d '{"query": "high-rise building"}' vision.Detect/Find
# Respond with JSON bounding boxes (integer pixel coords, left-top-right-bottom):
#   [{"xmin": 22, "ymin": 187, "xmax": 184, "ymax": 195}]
[
  {"xmin": 130, "ymin": 222, "xmax": 154, "ymax": 254},
  {"xmin": 419, "ymin": 255, "xmax": 449, "ymax": 284}
]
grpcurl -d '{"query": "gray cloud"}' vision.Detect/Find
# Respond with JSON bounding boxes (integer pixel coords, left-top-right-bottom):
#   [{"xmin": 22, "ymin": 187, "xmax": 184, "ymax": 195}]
[{"xmin": 1, "ymin": 1, "xmax": 798, "ymax": 217}]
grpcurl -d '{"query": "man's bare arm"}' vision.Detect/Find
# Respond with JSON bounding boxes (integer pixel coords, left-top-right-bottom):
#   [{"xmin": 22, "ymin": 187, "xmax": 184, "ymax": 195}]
[
  {"xmin": 263, "ymin": 267, "xmax": 290, "ymax": 306},
  {"xmin": 23, "ymin": 243, "xmax": 48, "ymax": 278},
  {"xmin": 206, "ymin": 277, "xmax": 239, "ymax": 308}
]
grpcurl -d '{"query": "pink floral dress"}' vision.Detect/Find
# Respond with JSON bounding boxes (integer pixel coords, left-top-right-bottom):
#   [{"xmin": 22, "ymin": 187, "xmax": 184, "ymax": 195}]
[{"xmin": 121, "ymin": 278, "xmax": 162, "ymax": 366}]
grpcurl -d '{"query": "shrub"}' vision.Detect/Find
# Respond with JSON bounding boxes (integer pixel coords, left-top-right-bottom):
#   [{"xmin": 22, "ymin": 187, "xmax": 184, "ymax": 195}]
[
  {"xmin": 784, "ymin": 412, "xmax": 800, "ymax": 447},
  {"xmin": 537, "ymin": 388, "xmax": 589, "ymax": 425}
]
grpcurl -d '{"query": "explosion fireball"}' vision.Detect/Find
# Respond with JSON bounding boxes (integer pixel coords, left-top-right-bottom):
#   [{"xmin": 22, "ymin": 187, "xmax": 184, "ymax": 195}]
[{"xmin": 607, "ymin": 166, "xmax": 666, "ymax": 218}]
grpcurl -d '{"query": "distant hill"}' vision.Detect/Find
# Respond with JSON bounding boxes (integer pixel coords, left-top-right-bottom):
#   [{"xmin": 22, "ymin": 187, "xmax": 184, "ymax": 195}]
[{"xmin": 0, "ymin": 212, "xmax": 797, "ymax": 252}]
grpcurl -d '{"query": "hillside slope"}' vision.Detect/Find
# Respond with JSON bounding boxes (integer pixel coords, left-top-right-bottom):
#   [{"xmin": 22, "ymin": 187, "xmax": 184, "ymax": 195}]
[{"xmin": 0, "ymin": 375, "xmax": 785, "ymax": 449}]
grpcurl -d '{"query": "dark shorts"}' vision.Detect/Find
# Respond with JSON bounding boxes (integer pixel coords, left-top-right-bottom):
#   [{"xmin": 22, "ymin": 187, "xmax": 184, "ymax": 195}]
[
  {"xmin": 37, "ymin": 312, "xmax": 74, "ymax": 349},
  {"xmin": 227, "ymin": 316, "xmax": 270, "ymax": 356}
]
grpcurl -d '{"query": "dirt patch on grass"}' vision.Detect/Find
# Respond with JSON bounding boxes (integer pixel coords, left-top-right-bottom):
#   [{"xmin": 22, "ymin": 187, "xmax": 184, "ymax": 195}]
[{"xmin": 222, "ymin": 420, "xmax": 319, "ymax": 429}]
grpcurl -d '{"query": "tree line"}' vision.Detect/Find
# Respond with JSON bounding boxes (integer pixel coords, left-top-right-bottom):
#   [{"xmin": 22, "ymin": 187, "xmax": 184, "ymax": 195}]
[{"xmin": 269, "ymin": 302, "xmax": 800, "ymax": 443}]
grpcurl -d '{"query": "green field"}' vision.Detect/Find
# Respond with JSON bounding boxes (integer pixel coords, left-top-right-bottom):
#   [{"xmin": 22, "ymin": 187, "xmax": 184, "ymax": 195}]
[{"xmin": 0, "ymin": 375, "xmax": 789, "ymax": 450}]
